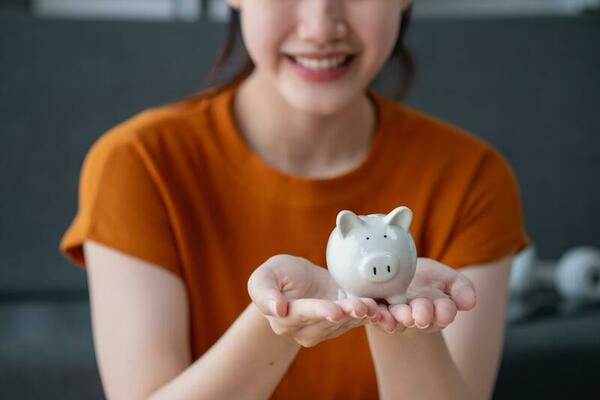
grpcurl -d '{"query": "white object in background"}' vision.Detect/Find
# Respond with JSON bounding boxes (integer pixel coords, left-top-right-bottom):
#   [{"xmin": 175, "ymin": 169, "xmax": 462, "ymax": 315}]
[
  {"xmin": 556, "ymin": 246, "xmax": 600, "ymax": 302},
  {"xmin": 510, "ymin": 245, "xmax": 557, "ymax": 295},
  {"xmin": 510, "ymin": 245, "xmax": 537, "ymax": 295},
  {"xmin": 510, "ymin": 244, "xmax": 600, "ymax": 302},
  {"xmin": 32, "ymin": 0, "xmax": 200, "ymax": 21},
  {"xmin": 326, "ymin": 207, "xmax": 417, "ymax": 305}
]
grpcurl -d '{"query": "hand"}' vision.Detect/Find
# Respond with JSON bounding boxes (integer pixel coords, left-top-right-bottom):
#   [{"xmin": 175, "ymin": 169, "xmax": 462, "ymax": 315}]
[
  {"xmin": 374, "ymin": 257, "xmax": 477, "ymax": 336},
  {"xmin": 248, "ymin": 254, "xmax": 382, "ymax": 347}
]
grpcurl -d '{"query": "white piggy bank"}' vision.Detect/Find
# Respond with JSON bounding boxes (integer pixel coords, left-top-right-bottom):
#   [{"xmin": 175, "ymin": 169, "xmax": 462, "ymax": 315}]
[{"xmin": 326, "ymin": 206, "xmax": 417, "ymax": 305}]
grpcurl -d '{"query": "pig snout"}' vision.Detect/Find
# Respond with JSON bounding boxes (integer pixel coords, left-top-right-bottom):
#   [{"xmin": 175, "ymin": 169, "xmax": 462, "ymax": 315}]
[{"xmin": 358, "ymin": 253, "xmax": 400, "ymax": 283}]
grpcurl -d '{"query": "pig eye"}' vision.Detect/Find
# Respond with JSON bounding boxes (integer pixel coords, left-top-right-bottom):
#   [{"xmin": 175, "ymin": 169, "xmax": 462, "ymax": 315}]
[
  {"xmin": 366, "ymin": 237, "xmax": 370, "ymax": 240},
  {"xmin": 384, "ymin": 234, "xmax": 387, "ymax": 238}
]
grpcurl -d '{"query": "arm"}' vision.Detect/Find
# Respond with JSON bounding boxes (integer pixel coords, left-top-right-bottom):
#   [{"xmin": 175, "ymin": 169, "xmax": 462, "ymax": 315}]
[
  {"xmin": 365, "ymin": 253, "xmax": 514, "ymax": 400},
  {"xmin": 84, "ymin": 240, "xmax": 301, "ymax": 400}
]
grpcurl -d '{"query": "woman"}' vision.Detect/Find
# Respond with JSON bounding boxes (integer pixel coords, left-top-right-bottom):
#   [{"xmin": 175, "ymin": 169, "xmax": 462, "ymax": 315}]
[{"xmin": 60, "ymin": 0, "xmax": 529, "ymax": 398}]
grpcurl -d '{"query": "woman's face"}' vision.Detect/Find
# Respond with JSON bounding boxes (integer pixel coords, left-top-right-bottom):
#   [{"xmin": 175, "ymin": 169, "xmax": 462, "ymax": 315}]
[{"xmin": 226, "ymin": 0, "xmax": 410, "ymax": 115}]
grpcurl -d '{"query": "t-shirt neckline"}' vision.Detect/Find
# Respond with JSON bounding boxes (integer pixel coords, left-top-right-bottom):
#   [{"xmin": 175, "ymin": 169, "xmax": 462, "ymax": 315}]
[{"xmin": 210, "ymin": 78, "xmax": 398, "ymax": 207}]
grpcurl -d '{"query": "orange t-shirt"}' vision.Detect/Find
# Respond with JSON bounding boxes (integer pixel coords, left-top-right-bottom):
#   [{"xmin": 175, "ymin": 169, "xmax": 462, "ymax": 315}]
[{"xmin": 60, "ymin": 78, "xmax": 530, "ymax": 399}]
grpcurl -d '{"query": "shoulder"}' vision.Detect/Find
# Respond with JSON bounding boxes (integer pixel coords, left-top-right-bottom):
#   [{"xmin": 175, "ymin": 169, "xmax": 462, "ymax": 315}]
[
  {"xmin": 378, "ymin": 95, "xmax": 492, "ymax": 153},
  {"xmin": 374, "ymin": 94, "xmax": 505, "ymax": 171},
  {"xmin": 88, "ymin": 84, "xmax": 228, "ymax": 160}
]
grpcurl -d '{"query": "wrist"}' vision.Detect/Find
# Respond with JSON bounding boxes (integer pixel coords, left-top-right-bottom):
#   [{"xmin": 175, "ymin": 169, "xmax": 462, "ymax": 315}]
[{"xmin": 247, "ymin": 302, "xmax": 302, "ymax": 351}]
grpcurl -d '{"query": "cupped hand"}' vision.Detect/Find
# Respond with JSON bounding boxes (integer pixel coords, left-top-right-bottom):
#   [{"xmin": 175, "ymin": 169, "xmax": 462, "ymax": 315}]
[
  {"xmin": 248, "ymin": 254, "xmax": 382, "ymax": 347},
  {"xmin": 374, "ymin": 257, "xmax": 477, "ymax": 336}
]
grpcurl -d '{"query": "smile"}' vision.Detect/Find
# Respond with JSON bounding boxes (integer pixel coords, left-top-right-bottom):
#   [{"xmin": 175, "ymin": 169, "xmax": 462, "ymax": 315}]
[
  {"xmin": 289, "ymin": 55, "xmax": 353, "ymax": 70},
  {"xmin": 285, "ymin": 54, "xmax": 355, "ymax": 82}
]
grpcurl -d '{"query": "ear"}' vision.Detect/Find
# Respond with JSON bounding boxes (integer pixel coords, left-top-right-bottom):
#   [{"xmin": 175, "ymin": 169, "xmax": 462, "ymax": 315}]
[
  {"xmin": 225, "ymin": 0, "xmax": 241, "ymax": 10},
  {"xmin": 383, "ymin": 206, "xmax": 413, "ymax": 231},
  {"xmin": 336, "ymin": 210, "xmax": 364, "ymax": 239}
]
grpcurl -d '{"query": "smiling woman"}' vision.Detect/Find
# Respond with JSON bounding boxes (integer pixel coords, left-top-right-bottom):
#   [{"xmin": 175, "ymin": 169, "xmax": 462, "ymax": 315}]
[{"xmin": 59, "ymin": 0, "xmax": 530, "ymax": 399}]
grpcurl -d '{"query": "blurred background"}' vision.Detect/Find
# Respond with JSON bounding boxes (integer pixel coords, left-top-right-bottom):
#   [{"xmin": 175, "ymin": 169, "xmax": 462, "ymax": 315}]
[{"xmin": 1, "ymin": 0, "xmax": 599, "ymax": 398}]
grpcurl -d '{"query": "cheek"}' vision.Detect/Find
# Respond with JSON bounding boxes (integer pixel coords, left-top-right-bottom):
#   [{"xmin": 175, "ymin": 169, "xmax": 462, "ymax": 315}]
[
  {"xmin": 240, "ymin": 9, "xmax": 290, "ymax": 69},
  {"xmin": 352, "ymin": 9, "xmax": 401, "ymax": 69}
]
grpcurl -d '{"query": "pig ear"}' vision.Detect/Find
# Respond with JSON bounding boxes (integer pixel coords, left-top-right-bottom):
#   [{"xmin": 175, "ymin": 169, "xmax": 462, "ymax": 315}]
[
  {"xmin": 383, "ymin": 206, "xmax": 413, "ymax": 231},
  {"xmin": 336, "ymin": 210, "xmax": 364, "ymax": 239}
]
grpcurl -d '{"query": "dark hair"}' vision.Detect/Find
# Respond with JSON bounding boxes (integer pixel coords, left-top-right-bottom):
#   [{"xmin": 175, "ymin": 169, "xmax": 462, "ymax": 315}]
[{"xmin": 206, "ymin": 5, "xmax": 415, "ymax": 101}]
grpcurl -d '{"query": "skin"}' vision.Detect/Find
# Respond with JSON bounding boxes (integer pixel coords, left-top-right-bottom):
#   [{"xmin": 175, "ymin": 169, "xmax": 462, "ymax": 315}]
[
  {"xmin": 231, "ymin": 0, "xmax": 404, "ymax": 114},
  {"xmin": 365, "ymin": 256, "xmax": 514, "ymax": 399},
  {"xmin": 226, "ymin": 0, "xmax": 410, "ymax": 177},
  {"xmin": 247, "ymin": 254, "xmax": 476, "ymax": 347},
  {"xmin": 83, "ymin": 1, "xmax": 514, "ymax": 398},
  {"xmin": 84, "ymin": 241, "xmax": 510, "ymax": 399},
  {"xmin": 248, "ymin": 255, "xmax": 384, "ymax": 348}
]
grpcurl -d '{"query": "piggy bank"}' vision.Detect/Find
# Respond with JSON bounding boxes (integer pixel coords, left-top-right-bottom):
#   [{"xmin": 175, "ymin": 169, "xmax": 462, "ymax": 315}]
[{"xmin": 325, "ymin": 206, "xmax": 417, "ymax": 305}]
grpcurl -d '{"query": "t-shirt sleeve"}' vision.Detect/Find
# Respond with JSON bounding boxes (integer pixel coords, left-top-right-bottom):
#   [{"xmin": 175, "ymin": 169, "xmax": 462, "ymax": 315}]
[
  {"xmin": 439, "ymin": 148, "xmax": 531, "ymax": 269},
  {"xmin": 59, "ymin": 133, "xmax": 182, "ymax": 277}
]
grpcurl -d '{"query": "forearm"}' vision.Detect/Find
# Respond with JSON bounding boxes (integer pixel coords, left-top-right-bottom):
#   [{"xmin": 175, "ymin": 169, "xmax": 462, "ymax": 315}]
[
  {"xmin": 365, "ymin": 326, "xmax": 475, "ymax": 400},
  {"xmin": 148, "ymin": 302, "xmax": 301, "ymax": 400}
]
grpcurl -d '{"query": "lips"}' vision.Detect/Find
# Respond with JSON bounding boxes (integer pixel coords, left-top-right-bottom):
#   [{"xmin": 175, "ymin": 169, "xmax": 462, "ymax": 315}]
[
  {"xmin": 290, "ymin": 55, "xmax": 353, "ymax": 70},
  {"xmin": 286, "ymin": 54, "xmax": 355, "ymax": 70},
  {"xmin": 285, "ymin": 53, "xmax": 355, "ymax": 82},
  {"xmin": 287, "ymin": 52, "xmax": 354, "ymax": 59}
]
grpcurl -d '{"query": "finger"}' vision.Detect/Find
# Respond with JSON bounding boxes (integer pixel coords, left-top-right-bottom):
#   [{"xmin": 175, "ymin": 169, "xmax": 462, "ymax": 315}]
[
  {"xmin": 375, "ymin": 304, "xmax": 398, "ymax": 333},
  {"xmin": 294, "ymin": 315, "xmax": 356, "ymax": 347},
  {"xmin": 359, "ymin": 297, "xmax": 381, "ymax": 319},
  {"xmin": 271, "ymin": 307, "xmax": 350, "ymax": 342},
  {"xmin": 335, "ymin": 298, "xmax": 368, "ymax": 319},
  {"xmin": 247, "ymin": 266, "xmax": 289, "ymax": 317},
  {"xmin": 449, "ymin": 273, "xmax": 477, "ymax": 311},
  {"xmin": 433, "ymin": 298, "xmax": 457, "ymax": 327},
  {"xmin": 288, "ymin": 298, "xmax": 345, "ymax": 323},
  {"xmin": 389, "ymin": 303, "xmax": 414, "ymax": 327},
  {"xmin": 410, "ymin": 298, "xmax": 434, "ymax": 329},
  {"xmin": 402, "ymin": 322, "xmax": 438, "ymax": 337},
  {"xmin": 298, "ymin": 313, "xmax": 353, "ymax": 335},
  {"xmin": 328, "ymin": 315, "xmax": 367, "ymax": 337},
  {"xmin": 270, "ymin": 293, "xmax": 289, "ymax": 318}
]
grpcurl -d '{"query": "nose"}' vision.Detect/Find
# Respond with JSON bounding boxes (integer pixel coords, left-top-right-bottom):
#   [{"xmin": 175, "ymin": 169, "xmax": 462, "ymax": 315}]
[
  {"xmin": 358, "ymin": 253, "xmax": 400, "ymax": 283},
  {"xmin": 297, "ymin": 0, "xmax": 347, "ymax": 44}
]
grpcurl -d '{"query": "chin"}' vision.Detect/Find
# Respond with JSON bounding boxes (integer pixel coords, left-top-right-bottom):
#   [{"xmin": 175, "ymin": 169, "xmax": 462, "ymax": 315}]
[{"xmin": 279, "ymin": 83, "xmax": 361, "ymax": 116}]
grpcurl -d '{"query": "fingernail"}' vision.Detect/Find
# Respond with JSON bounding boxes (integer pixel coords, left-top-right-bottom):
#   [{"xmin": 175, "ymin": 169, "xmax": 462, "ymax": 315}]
[
  {"xmin": 269, "ymin": 299, "xmax": 279, "ymax": 317},
  {"xmin": 406, "ymin": 322, "xmax": 416, "ymax": 328},
  {"xmin": 416, "ymin": 322, "xmax": 430, "ymax": 329},
  {"xmin": 354, "ymin": 312, "xmax": 366, "ymax": 319}
]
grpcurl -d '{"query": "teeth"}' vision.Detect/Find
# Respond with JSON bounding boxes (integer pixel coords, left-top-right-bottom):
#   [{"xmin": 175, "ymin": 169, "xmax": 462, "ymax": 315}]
[{"xmin": 292, "ymin": 55, "xmax": 349, "ymax": 70}]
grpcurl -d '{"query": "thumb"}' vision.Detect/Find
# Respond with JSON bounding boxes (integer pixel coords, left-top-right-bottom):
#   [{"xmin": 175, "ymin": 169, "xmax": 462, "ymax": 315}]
[
  {"xmin": 450, "ymin": 273, "xmax": 477, "ymax": 311},
  {"xmin": 248, "ymin": 265, "xmax": 289, "ymax": 318}
]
